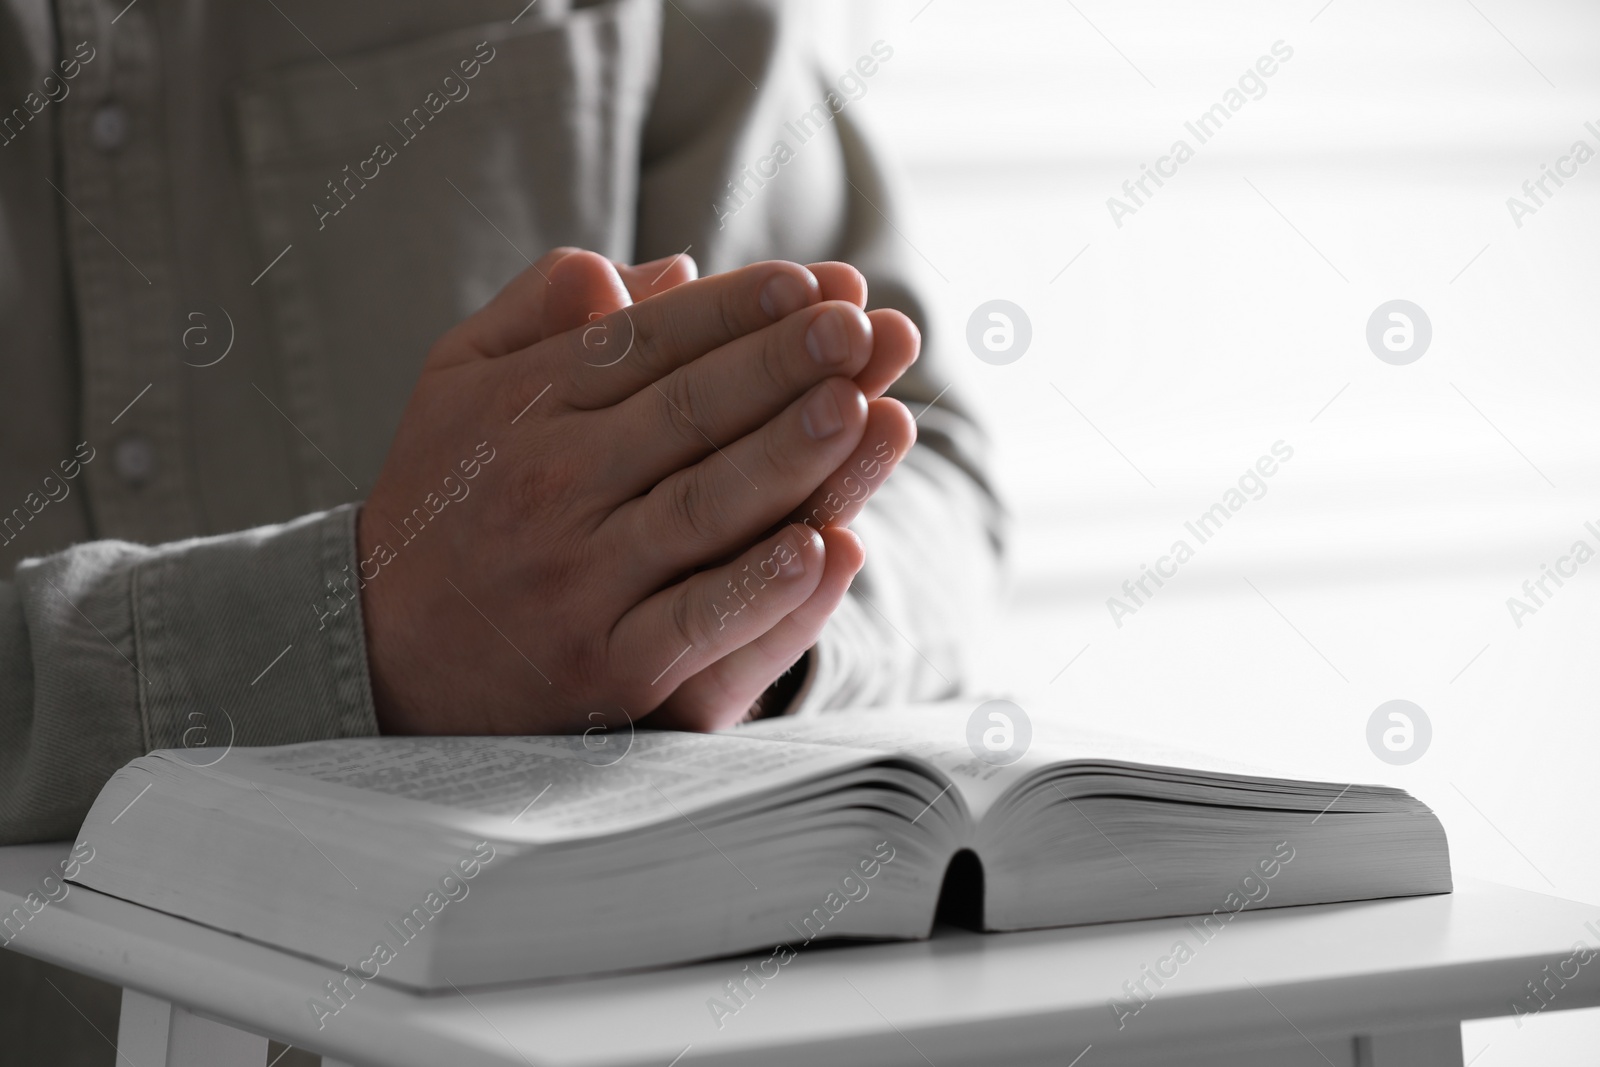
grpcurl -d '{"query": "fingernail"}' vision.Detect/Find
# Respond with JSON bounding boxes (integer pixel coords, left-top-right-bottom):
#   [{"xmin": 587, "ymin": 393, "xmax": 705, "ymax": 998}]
[
  {"xmin": 779, "ymin": 541, "xmax": 806, "ymax": 578},
  {"xmin": 801, "ymin": 387, "xmax": 844, "ymax": 440},
  {"xmin": 760, "ymin": 270, "xmax": 810, "ymax": 320},
  {"xmin": 805, "ymin": 309, "xmax": 851, "ymax": 366}
]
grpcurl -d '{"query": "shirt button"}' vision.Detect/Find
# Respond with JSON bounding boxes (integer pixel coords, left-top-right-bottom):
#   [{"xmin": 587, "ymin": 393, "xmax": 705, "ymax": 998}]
[
  {"xmin": 89, "ymin": 104, "xmax": 129, "ymax": 152},
  {"xmin": 113, "ymin": 436, "xmax": 156, "ymax": 486}
]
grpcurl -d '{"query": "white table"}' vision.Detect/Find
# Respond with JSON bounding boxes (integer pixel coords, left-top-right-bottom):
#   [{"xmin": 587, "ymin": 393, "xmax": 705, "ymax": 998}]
[{"xmin": 4, "ymin": 842, "xmax": 1597, "ymax": 1067}]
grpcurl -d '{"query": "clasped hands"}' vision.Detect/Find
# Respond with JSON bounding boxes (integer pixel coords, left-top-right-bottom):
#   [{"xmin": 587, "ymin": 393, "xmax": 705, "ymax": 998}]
[{"xmin": 359, "ymin": 249, "xmax": 919, "ymax": 735}]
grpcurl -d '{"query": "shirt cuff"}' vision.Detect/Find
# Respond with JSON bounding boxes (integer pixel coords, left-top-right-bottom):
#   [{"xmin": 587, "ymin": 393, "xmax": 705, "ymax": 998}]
[{"xmin": 132, "ymin": 503, "xmax": 379, "ymax": 751}]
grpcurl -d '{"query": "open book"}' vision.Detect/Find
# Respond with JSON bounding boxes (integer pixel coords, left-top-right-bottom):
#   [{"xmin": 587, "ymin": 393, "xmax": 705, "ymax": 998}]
[{"xmin": 71, "ymin": 703, "xmax": 1450, "ymax": 991}]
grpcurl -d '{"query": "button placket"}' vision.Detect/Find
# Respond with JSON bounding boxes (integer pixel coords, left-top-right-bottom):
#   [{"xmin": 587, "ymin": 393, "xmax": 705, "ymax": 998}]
[{"xmin": 56, "ymin": 0, "xmax": 201, "ymax": 541}]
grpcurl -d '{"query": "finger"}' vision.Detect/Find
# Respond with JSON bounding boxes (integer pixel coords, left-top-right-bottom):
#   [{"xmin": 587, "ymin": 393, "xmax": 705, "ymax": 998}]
[
  {"xmin": 597, "ymin": 300, "xmax": 874, "ymax": 496},
  {"xmin": 617, "ymin": 252, "xmax": 698, "ymax": 302},
  {"xmin": 855, "ymin": 309, "xmax": 921, "ymax": 401},
  {"xmin": 790, "ymin": 398, "xmax": 916, "ymax": 532},
  {"xmin": 808, "ymin": 261, "xmax": 867, "ymax": 308},
  {"xmin": 605, "ymin": 378, "xmax": 868, "ymax": 586},
  {"xmin": 540, "ymin": 260, "xmax": 821, "ymax": 409},
  {"xmin": 437, "ymin": 247, "xmax": 582, "ymax": 365},
  {"xmin": 649, "ymin": 526, "xmax": 865, "ymax": 731},
  {"xmin": 806, "ymin": 265, "xmax": 919, "ymax": 400},
  {"xmin": 540, "ymin": 250, "xmax": 634, "ymax": 337},
  {"xmin": 611, "ymin": 525, "xmax": 825, "ymax": 704},
  {"xmin": 539, "ymin": 252, "xmax": 701, "ymax": 369}
]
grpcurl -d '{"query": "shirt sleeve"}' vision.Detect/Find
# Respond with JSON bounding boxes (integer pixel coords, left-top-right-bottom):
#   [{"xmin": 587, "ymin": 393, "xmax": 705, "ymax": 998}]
[
  {"xmin": 0, "ymin": 504, "xmax": 378, "ymax": 844},
  {"xmin": 635, "ymin": 1, "xmax": 1006, "ymax": 716}
]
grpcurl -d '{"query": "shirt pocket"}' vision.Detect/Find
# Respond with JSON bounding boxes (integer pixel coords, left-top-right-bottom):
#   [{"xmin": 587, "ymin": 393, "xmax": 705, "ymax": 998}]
[{"xmin": 231, "ymin": 0, "xmax": 660, "ymax": 506}]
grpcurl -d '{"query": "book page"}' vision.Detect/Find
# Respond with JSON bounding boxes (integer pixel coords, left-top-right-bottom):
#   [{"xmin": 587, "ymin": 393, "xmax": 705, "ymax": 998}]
[
  {"xmin": 738, "ymin": 704, "xmax": 1034, "ymax": 818},
  {"xmin": 738, "ymin": 702, "xmax": 1309, "ymax": 818},
  {"xmin": 162, "ymin": 730, "xmax": 885, "ymax": 843}
]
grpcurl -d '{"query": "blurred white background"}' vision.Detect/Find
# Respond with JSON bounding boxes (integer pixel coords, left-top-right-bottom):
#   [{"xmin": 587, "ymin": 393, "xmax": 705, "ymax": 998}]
[{"xmin": 820, "ymin": 0, "xmax": 1600, "ymax": 1061}]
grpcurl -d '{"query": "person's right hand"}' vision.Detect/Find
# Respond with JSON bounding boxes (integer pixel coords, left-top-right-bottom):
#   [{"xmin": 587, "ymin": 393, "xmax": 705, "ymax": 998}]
[{"xmin": 358, "ymin": 252, "xmax": 915, "ymax": 735}]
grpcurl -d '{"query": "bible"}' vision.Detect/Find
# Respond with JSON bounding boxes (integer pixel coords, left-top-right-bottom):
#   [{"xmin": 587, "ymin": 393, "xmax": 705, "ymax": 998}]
[{"xmin": 71, "ymin": 703, "xmax": 1450, "ymax": 991}]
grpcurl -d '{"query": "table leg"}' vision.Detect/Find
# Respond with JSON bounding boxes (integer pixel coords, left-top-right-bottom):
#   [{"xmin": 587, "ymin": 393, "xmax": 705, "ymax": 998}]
[
  {"xmin": 118, "ymin": 987, "xmax": 268, "ymax": 1066},
  {"xmin": 1355, "ymin": 1024, "xmax": 1464, "ymax": 1067}
]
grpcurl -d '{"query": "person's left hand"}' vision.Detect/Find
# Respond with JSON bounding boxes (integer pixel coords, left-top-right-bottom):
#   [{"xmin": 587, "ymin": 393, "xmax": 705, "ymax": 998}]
[{"xmin": 525, "ymin": 249, "xmax": 919, "ymax": 729}]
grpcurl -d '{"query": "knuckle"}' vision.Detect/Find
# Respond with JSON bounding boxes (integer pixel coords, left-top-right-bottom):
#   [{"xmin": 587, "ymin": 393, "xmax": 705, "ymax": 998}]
[
  {"xmin": 656, "ymin": 371, "xmax": 706, "ymax": 448},
  {"xmin": 669, "ymin": 584, "xmax": 707, "ymax": 655},
  {"xmin": 503, "ymin": 375, "xmax": 551, "ymax": 424},
  {"xmin": 630, "ymin": 312, "xmax": 665, "ymax": 369},
  {"xmin": 502, "ymin": 448, "xmax": 583, "ymax": 528},
  {"xmin": 662, "ymin": 468, "xmax": 718, "ymax": 549},
  {"xmin": 663, "ymin": 367, "xmax": 698, "ymax": 423},
  {"xmin": 634, "ymin": 302, "xmax": 692, "ymax": 374}
]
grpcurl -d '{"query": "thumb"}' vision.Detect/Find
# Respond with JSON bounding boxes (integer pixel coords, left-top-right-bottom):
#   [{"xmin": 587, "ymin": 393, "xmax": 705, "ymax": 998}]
[
  {"xmin": 542, "ymin": 250, "xmax": 634, "ymax": 337},
  {"xmin": 616, "ymin": 252, "xmax": 699, "ymax": 302}
]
